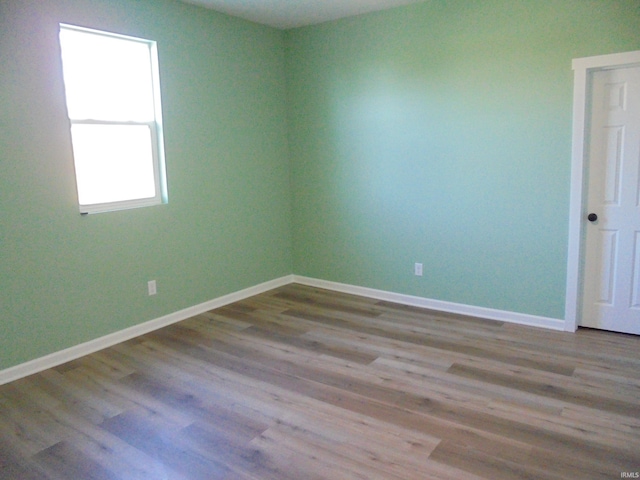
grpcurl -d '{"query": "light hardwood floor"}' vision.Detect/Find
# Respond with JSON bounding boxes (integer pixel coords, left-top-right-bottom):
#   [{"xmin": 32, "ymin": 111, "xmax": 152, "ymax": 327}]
[{"xmin": 1, "ymin": 283, "xmax": 639, "ymax": 479}]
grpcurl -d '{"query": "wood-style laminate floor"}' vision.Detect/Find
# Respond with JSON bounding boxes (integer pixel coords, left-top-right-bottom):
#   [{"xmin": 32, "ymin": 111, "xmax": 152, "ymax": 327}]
[{"xmin": 1, "ymin": 283, "xmax": 639, "ymax": 479}]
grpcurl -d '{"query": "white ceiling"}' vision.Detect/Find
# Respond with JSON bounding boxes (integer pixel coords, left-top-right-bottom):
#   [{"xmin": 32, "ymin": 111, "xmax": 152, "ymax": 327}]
[{"xmin": 181, "ymin": 0, "xmax": 425, "ymax": 29}]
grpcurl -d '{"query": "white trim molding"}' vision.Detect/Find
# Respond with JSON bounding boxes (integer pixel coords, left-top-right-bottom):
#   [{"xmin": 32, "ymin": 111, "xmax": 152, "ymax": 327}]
[
  {"xmin": 565, "ymin": 50, "xmax": 640, "ymax": 332},
  {"xmin": 294, "ymin": 276, "xmax": 565, "ymax": 331},
  {"xmin": 0, "ymin": 275, "xmax": 294, "ymax": 386},
  {"xmin": 1, "ymin": 271, "xmax": 567, "ymax": 386}
]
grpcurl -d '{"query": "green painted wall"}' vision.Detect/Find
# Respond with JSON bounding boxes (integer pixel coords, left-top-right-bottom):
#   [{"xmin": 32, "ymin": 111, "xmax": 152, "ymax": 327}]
[
  {"xmin": 0, "ymin": 0, "xmax": 292, "ymax": 370},
  {"xmin": 2, "ymin": 0, "xmax": 639, "ymax": 372},
  {"xmin": 286, "ymin": 0, "xmax": 640, "ymax": 319}
]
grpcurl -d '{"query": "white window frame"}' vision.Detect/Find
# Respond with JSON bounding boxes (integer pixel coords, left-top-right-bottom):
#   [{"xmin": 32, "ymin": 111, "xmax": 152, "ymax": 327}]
[{"xmin": 59, "ymin": 24, "xmax": 168, "ymax": 215}]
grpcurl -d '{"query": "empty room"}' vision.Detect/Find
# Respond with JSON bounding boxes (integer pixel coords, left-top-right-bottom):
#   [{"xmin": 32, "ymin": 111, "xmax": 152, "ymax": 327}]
[{"xmin": 1, "ymin": 0, "xmax": 639, "ymax": 478}]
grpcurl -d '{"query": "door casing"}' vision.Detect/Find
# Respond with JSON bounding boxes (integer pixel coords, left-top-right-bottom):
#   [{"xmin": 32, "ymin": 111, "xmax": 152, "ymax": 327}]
[{"xmin": 565, "ymin": 50, "xmax": 640, "ymax": 332}]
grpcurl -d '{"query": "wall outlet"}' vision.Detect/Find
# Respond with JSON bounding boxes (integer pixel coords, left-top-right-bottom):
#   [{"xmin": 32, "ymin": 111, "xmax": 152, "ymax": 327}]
[
  {"xmin": 147, "ymin": 280, "xmax": 157, "ymax": 296},
  {"xmin": 414, "ymin": 263, "xmax": 423, "ymax": 276}
]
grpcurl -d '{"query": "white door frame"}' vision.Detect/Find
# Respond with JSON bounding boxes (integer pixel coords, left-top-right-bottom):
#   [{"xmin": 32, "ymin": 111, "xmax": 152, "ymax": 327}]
[{"xmin": 565, "ymin": 50, "xmax": 640, "ymax": 332}]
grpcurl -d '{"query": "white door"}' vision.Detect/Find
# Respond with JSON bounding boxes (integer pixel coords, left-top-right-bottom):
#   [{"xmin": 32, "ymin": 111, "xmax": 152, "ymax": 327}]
[{"xmin": 581, "ymin": 65, "xmax": 640, "ymax": 334}]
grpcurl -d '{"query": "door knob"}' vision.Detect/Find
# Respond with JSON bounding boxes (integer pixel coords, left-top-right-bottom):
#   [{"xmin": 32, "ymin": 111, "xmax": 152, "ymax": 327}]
[{"xmin": 588, "ymin": 213, "xmax": 598, "ymax": 222}]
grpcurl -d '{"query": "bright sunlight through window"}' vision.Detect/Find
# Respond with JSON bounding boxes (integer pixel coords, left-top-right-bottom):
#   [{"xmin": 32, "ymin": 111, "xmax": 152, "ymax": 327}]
[{"xmin": 59, "ymin": 24, "xmax": 167, "ymax": 214}]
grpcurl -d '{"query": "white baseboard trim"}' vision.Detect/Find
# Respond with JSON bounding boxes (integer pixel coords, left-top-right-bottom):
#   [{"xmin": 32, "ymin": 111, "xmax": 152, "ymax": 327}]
[
  {"xmin": 0, "ymin": 273, "xmax": 566, "ymax": 386},
  {"xmin": 0, "ymin": 275, "xmax": 294, "ymax": 386},
  {"xmin": 292, "ymin": 275, "xmax": 566, "ymax": 332}
]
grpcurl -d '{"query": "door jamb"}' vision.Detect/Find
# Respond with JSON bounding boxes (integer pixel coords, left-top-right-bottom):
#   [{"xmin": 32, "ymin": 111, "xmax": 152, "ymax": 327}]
[{"xmin": 565, "ymin": 50, "xmax": 640, "ymax": 332}]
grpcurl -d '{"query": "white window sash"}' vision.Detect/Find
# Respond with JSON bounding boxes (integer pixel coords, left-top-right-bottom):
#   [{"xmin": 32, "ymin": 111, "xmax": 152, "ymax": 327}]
[{"xmin": 69, "ymin": 120, "xmax": 163, "ymax": 214}]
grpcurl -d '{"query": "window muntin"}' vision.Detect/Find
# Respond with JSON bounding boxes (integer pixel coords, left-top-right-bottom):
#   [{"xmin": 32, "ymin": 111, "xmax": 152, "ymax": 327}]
[{"xmin": 59, "ymin": 24, "xmax": 167, "ymax": 214}]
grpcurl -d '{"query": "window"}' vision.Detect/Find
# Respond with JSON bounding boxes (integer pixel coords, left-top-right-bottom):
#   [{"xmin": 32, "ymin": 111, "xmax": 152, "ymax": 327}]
[{"xmin": 58, "ymin": 24, "xmax": 167, "ymax": 214}]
